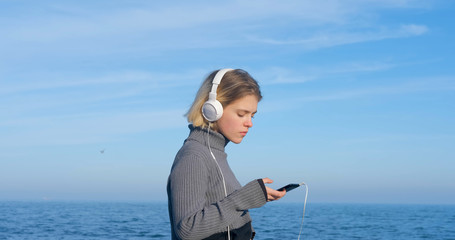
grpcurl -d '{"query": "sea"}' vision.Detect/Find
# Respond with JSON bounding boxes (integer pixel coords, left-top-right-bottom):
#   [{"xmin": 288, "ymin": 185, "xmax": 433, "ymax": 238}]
[{"xmin": 0, "ymin": 201, "xmax": 454, "ymax": 240}]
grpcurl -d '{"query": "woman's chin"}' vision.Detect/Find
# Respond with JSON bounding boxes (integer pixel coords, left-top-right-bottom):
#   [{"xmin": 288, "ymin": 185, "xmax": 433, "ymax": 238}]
[{"xmin": 231, "ymin": 137, "xmax": 244, "ymax": 144}]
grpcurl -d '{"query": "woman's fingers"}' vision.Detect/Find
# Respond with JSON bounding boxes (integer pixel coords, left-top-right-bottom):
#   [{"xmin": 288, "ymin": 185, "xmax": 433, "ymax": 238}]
[
  {"xmin": 262, "ymin": 177, "xmax": 287, "ymax": 201},
  {"xmin": 262, "ymin": 177, "xmax": 273, "ymax": 184},
  {"xmin": 265, "ymin": 186, "xmax": 286, "ymax": 202}
]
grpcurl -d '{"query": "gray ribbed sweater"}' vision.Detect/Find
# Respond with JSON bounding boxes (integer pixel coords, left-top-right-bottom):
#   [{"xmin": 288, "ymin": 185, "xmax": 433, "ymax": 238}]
[{"xmin": 167, "ymin": 125, "xmax": 267, "ymax": 240}]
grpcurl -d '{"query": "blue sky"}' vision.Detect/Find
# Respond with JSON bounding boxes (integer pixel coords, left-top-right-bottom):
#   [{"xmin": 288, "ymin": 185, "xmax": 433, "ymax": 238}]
[{"xmin": 1, "ymin": 0, "xmax": 454, "ymax": 204}]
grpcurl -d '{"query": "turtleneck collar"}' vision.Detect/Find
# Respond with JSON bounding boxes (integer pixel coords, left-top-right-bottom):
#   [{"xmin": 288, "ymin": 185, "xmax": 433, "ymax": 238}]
[{"xmin": 187, "ymin": 124, "xmax": 230, "ymax": 152}]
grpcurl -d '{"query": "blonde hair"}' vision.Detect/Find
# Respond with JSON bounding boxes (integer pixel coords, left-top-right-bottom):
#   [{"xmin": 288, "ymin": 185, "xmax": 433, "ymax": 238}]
[{"xmin": 186, "ymin": 69, "xmax": 262, "ymax": 131}]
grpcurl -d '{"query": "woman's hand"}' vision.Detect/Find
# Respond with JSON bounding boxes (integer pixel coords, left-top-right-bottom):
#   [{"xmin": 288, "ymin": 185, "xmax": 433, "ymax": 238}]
[{"xmin": 262, "ymin": 177, "xmax": 286, "ymax": 202}]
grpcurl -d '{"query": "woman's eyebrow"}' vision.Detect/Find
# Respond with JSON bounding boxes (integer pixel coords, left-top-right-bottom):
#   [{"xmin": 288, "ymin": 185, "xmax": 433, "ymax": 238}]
[{"xmin": 237, "ymin": 109, "xmax": 257, "ymax": 114}]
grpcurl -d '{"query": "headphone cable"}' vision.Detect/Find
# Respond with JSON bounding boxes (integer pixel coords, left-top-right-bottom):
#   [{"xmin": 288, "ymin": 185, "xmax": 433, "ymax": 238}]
[
  {"xmin": 207, "ymin": 123, "xmax": 230, "ymax": 240},
  {"xmin": 297, "ymin": 183, "xmax": 308, "ymax": 240}
]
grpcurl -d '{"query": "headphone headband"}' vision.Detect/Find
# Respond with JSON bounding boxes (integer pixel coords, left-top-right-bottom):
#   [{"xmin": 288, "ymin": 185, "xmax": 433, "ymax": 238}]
[{"xmin": 208, "ymin": 69, "xmax": 233, "ymax": 100}]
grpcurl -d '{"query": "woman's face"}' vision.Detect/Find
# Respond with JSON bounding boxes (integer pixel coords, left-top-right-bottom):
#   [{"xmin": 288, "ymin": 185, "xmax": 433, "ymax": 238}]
[{"xmin": 217, "ymin": 94, "xmax": 258, "ymax": 144}]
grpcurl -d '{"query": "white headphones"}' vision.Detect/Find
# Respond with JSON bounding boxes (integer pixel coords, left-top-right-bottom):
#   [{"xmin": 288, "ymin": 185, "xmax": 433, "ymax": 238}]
[{"xmin": 202, "ymin": 68, "xmax": 233, "ymax": 122}]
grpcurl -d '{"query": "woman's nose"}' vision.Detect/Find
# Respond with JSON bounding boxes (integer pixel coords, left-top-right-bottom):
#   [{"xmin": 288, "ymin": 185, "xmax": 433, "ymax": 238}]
[{"xmin": 244, "ymin": 117, "xmax": 253, "ymax": 128}]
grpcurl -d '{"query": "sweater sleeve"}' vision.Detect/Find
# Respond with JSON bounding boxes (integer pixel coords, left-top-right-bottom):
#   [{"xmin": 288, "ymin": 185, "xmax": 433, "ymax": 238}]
[{"xmin": 168, "ymin": 153, "xmax": 267, "ymax": 240}]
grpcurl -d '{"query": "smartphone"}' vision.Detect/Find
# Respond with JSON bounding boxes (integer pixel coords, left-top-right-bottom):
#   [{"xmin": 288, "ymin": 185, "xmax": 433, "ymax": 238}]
[{"xmin": 278, "ymin": 183, "xmax": 304, "ymax": 192}]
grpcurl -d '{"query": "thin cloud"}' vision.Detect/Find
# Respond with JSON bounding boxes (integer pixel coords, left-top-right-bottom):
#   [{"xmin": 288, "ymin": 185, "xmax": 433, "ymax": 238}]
[
  {"xmin": 0, "ymin": 110, "xmax": 187, "ymax": 146},
  {"xmin": 0, "ymin": 69, "xmax": 206, "ymax": 127},
  {"xmin": 401, "ymin": 24, "xmax": 429, "ymax": 35},
  {"xmin": 257, "ymin": 61, "xmax": 400, "ymax": 85},
  {"xmin": 0, "ymin": 70, "xmax": 204, "ymax": 95},
  {"xmin": 0, "ymin": 1, "xmax": 362, "ymax": 41},
  {"xmin": 248, "ymin": 24, "xmax": 429, "ymax": 50},
  {"xmin": 260, "ymin": 76, "xmax": 455, "ymax": 112},
  {"xmin": 297, "ymin": 76, "xmax": 455, "ymax": 102},
  {"xmin": 1, "ymin": 1, "xmax": 429, "ymax": 51}
]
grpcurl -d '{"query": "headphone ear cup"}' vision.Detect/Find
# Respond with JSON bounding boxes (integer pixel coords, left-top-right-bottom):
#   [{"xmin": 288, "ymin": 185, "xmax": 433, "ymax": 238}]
[{"xmin": 202, "ymin": 99, "xmax": 223, "ymax": 122}]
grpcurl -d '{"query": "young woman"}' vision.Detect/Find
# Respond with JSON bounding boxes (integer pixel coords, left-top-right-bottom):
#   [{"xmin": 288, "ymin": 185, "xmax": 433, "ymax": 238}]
[{"xmin": 167, "ymin": 69, "xmax": 286, "ymax": 240}]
